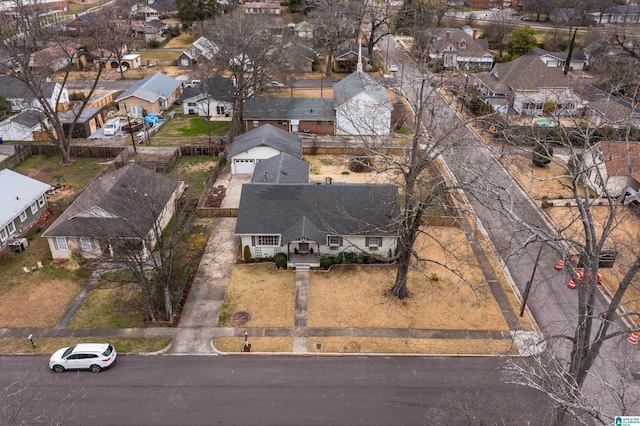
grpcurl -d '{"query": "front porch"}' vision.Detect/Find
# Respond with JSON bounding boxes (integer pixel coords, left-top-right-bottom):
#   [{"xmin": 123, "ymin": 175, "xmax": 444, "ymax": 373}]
[{"xmin": 287, "ymin": 252, "xmax": 320, "ymax": 268}]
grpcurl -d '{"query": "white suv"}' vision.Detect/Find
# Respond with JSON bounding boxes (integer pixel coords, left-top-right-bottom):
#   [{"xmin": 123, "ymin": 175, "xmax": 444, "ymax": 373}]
[{"xmin": 49, "ymin": 343, "xmax": 117, "ymax": 373}]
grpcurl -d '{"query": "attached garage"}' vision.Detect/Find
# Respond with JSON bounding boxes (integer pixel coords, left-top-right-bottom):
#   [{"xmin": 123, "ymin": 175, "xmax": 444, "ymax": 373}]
[{"xmin": 233, "ymin": 159, "xmax": 255, "ymax": 174}]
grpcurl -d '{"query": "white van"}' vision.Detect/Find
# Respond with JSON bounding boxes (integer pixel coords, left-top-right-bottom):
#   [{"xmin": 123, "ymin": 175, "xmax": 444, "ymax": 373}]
[{"xmin": 104, "ymin": 118, "xmax": 120, "ymax": 136}]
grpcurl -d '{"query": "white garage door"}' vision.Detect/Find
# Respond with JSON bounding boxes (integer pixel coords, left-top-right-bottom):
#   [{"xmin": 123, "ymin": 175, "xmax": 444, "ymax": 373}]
[{"xmin": 234, "ymin": 159, "xmax": 255, "ymax": 174}]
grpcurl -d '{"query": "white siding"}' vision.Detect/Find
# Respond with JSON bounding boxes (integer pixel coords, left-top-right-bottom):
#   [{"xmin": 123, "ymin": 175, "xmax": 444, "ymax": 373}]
[{"xmin": 336, "ymin": 92, "xmax": 391, "ymax": 136}]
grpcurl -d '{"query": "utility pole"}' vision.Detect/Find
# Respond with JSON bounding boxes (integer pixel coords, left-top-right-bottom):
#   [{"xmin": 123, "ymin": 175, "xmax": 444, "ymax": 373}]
[{"xmin": 520, "ymin": 244, "xmax": 544, "ymax": 317}]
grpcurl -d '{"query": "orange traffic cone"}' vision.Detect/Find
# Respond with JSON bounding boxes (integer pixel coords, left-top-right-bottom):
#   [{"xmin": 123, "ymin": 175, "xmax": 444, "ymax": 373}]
[
  {"xmin": 555, "ymin": 259, "xmax": 564, "ymax": 271},
  {"xmin": 569, "ymin": 253, "xmax": 577, "ymax": 264},
  {"xmin": 567, "ymin": 279, "xmax": 576, "ymax": 289},
  {"xmin": 629, "ymin": 331, "xmax": 639, "ymax": 344}
]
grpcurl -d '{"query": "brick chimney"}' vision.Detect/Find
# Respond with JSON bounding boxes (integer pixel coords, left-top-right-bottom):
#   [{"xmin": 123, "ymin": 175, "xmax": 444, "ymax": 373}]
[
  {"xmin": 445, "ymin": 31, "xmax": 450, "ymax": 42},
  {"xmin": 473, "ymin": 29, "xmax": 477, "ymax": 40}
]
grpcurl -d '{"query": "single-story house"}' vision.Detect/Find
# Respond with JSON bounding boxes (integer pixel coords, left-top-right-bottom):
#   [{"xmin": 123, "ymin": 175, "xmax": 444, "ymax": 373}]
[
  {"xmin": 235, "ymin": 183, "xmax": 400, "ymax": 267},
  {"xmin": 42, "ymin": 163, "xmax": 185, "ymax": 260},
  {"xmin": 107, "ymin": 54, "xmax": 142, "ymax": 70},
  {"xmin": 29, "ymin": 44, "xmax": 78, "ymax": 73},
  {"xmin": 243, "ymin": 97, "xmax": 335, "ymax": 135},
  {"xmin": 0, "ymin": 76, "xmax": 70, "ymax": 112},
  {"xmin": 176, "ymin": 36, "xmax": 218, "ymax": 68},
  {"xmin": 0, "ymin": 169, "xmax": 51, "ymax": 251},
  {"xmin": 227, "ymin": 124, "xmax": 302, "ymax": 174},
  {"xmin": 245, "ymin": 0, "xmax": 281, "ymax": 14},
  {"xmin": 0, "ymin": 109, "xmax": 50, "ymax": 141},
  {"xmin": 534, "ymin": 48, "xmax": 587, "ymax": 71},
  {"xmin": 426, "ymin": 28, "xmax": 494, "ymax": 71},
  {"xmin": 591, "ymin": 5, "xmax": 640, "ymax": 24},
  {"xmin": 583, "ymin": 141, "xmax": 640, "ymax": 203},
  {"xmin": 179, "ymin": 75, "xmax": 234, "ymax": 117},
  {"xmin": 333, "ymin": 66, "xmax": 392, "ymax": 136},
  {"xmin": 250, "ymin": 153, "xmax": 310, "ymax": 184},
  {"xmin": 333, "ymin": 40, "xmax": 370, "ymax": 73},
  {"xmin": 133, "ymin": 20, "xmax": 169, "ymax": 43},
  {"xmin": 115, "ymin": 73, "xmax": 182, "ymax": 117},
  {"xmin": 474, "ymin": 55, "xmax": 581, "ymax": 116}
]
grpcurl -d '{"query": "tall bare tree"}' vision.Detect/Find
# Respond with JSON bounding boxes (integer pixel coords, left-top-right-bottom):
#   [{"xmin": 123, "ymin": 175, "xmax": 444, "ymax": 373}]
[{"xmin": 0, "ymin": 0, "xmax": 108, "ymax": 164}]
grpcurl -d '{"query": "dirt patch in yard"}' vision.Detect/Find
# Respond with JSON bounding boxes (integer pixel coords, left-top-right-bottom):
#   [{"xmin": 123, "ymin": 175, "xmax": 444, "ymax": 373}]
[
  {"xmin": 507, "ymin": 154, "xmax": 574, "ymax": 199},
  {"xmin": 304, "ymin": 154, "xmax": 398, "ymax": 185}
]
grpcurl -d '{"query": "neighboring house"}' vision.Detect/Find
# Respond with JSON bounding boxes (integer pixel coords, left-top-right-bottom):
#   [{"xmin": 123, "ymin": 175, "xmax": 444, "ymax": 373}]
[
  {"xmin": 0, "ymin": 76, "xmax": 70, "ymax": 112},
  {"xmin": 583, "ymin": 98, "xmax": 640, "ymax": 130},
  {"xmin": 133, "ymin": 20, "xmax": 168, "ymax": 42},
  {"xmin": 583, "ymin": 141, "xmax": 640, "ymax": 203},
  {"xmin": 244, "ymin": 0, "xmax": 281, "ymax": 14},
  {"xmin": 235, "ymin": 183, "xmax": 400, "ymax": 266},
  {"xmin": 333, "ymin": 64, "xmax": 392, "ymax": 136},
  {"xmin": 464, "ymin": 0, "xmax": 503, "ymax": 8},
  {"xmin": 42, "ymin": 163, "xmax": 185, "ymax": 260},
  {"xmin": 134, "ymin": 0, "xmax": 177, "ymax": 20},
  {"xmin": 180, "ymin": 75, "xmax": 234, "ymax": 117},
  {"xmin": 299, "ymin": 45, "xmax": 317, "ymax": 73},
  {"xmin": 59, "ymin": 105, "xmax": 105, "ymax": 138},
  {"xmin": 64, "ymin": 14, "xmax": 97, "ymax": 35},
  {"xmin": 333, "ymin": 40, "xmax": 370, "ymax": 73},
  {"xmin": 176, "ymin": 36, "xmax": 218, "ymax": 68},
  {"xmin": 29, "ymin": 44, "xmax": 78, "ymax": 73},
  {"xmin": 427, "ymin": 28, "xmax": 494, "ymax": 71},
  {"xmin": 115, "ymin": 73, "xmax": 182, "ymax": 117},
  {"xmin": 244, "ymin": 97, "xmax": 335, "ymax": 135},
  {"xmin": 474, "ymin": 55, "xmax": 581, "ymax": 116},
  {"xmin": 534, "ymin": 48, "xmax": 587, "ymax": 71},
  {"xmin": 591, "ymin": 5, "xmax": 640, "ymax": 24},
  {"xmin": 250, "ymin": 153, "xmax": 310, "ymax": 184},
  {"xmin": 227, "ymin": 124, "xmax": 302, "ymax": 174},
  {"xmin": 0, "ymin": 169, "xmax": 50, "ymax": 251},
  {"xmin": 293, "ymin": 21, "xmax": 314, "ymax": 38},
  {"xmin": 0, "ymin": 109, "xmax": 50, "ymax": 141}
]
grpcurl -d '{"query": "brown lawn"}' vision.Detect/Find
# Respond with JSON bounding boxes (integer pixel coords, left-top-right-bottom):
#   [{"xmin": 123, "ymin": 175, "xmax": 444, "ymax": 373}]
[
  {"xmin": 213, "ymin": 337, "xmax": 292, "ymax": 353},
  {"xmin": 507, "ymin": 154, "xmax": 574, "ymax": 199},
  {"xmin": 307, "ymin": 338, "xmax": 517, "ymax": 355},
  {"xmin": 304, "ymin": 154, "xmax": 398, "ymax": 185},
  {"xmin": 219, "ymin": 264, "xmax": 296, "ymax": 328},
  {"xmin": 164, "ymin": 33, "xmax": 195, "ymax": 49},
  {"xmin": 0, "ymin": 338, "xmax": 170, "ymax": 355},
  {"xmin": 547, "ymin": 205, "xmax": 640, "ymax": 313}
]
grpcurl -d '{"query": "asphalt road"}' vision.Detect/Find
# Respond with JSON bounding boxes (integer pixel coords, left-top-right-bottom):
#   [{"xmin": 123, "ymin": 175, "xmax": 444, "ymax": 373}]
[{"xmin": 0, "ymin": 355, "xmax": 552, "ymax": 425}]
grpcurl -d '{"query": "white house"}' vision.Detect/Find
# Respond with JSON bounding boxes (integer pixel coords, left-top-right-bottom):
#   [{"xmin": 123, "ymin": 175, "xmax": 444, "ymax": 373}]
[
  {"xmin": 179, "ymin": 76, "xmax": 234, "ymax": 117},
  {"xmin": 0, "ymin": 169, "xmax": 50, "ymax": 251},
  {"xmin": 227, "ymin": 124, "xmax": 302, "ymax": 174},
  {"xmin": 427, "ymin": 28, "xmax": 494, "ymax": 71},
  {"xmin": 583, "ymin": 141, "xmax": 640, "ymax": 202},
  {"xmin": 0, "ymin": 76, "xmax": 69, "ymax": 112},
  {"xmin": 235, "ymin": 183, "xmax": 400, "ymax": 268},
  {"xmin": 333, "ymin": 59, "xmax": 392, "ymax": 136},
  {"xmin": 0, "ymin": 109, "xmax": 48, "ymax": 141},
  {"xmin": 534, "ymin": 48, "xmax": 587, "ymax": 71},
  {"xmin": 474, "ymin": 55, "xmax": 581, "ymax": 116}
]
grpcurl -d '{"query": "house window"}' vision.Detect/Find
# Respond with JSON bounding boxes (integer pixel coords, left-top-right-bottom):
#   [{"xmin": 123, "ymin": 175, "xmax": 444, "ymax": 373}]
[
  {"xmin": 252, "ymin": 235, "xmax": 279, "ymax": 246},
  {"xmin": 38, "ymin": 195, "xmax": 45, "ymax": 207},
  {"xmin": 188, "ymin": 102, "xmax": 197, "ymax": 107},
  {"xmin": 0, "ymin": 228, "xmax": 6, "ymax": 241},
  {"xmin": 131, "ymin": 105, "xmax": 142, "ymax": 116},
  {"xmin": 216, "ymin": 106, "xmax": 225, "ymax": 115},
  {"xmin": 19, "ymin": 210, "xmax": 28, "ymax": 222},
  {"xmin": 55, "ymin": 237, "xmax": 68, "ymax": 251},
  {"xmin": 30, "ymin": 201, "xmax": 38, "ymax": 214},
  {"xmin": 80, "ymin": 237, "xmax": 92, "ymax": 252},
  {"xmin": 277, "ymin": 120, "xmax": 287, "ymax": 125},
  {"xmin": 7, "ymin": 221, "xmax": 16, "ymax": 236},
  {"xmin": 191, "ymin": 48, "xmax": 197, "ymax": 57},
  {"xmin": 254, "ymin": 247, "xmax": 263, "ymax": 257},
  {"xmin": 366, "ymin": 237, "xmax": 382, "ymax": 249},
  {"xmin": 180, "ymin": 59, "xmax": 189, "ymax": 67},
  {"xmin": 253, "ymin": 121, "xmax": 259, "ymax": 128},
  {"xmin": 328, "ymin": 121, "xmax": 334, "ymax": 126},
  {"xmin": 327, "ymin": 235, "xmax": 343, "ymax": 248}
]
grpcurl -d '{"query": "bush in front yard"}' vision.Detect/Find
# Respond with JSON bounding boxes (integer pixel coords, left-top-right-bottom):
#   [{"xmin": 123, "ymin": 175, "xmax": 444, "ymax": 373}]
[
  {"xmin": 274, "ymin": 253, "xmax": 287, "ymax": 269},
  {"xmin": 243, "ymin": 246, "xmax": 252, "ymax": 263}
]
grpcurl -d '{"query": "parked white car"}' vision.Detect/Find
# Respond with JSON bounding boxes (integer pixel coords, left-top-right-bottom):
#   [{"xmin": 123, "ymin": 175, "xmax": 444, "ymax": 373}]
[
  {"xmin": 103, "ymin": 117, "xmax": 120, "ymax": 136},
  {"xmin": 116, "ymin": 64, "xmax": 128, "ymax": 73},
  {"xmin": 389, "ymin": 64, "xmax": 399, "ymax": 72},
  {"xmin": 266, "ymin": 81, "xmax": 284, "ymax": 88},
  {"xmin": 49, "ymin": 343, "xmax": 117, "ymax": 373}
]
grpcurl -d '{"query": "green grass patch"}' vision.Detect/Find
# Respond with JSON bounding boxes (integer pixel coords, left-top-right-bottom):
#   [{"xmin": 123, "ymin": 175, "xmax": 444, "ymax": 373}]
[
  {"xmin": 0, "ymin": 337, "xmax": 171, "ymax": 355},
  {"xmin": 154, "ymin": 116, "xmax": 230, "ymax": 138},
  {"xmin": 136, "ymin": 50, "xmax": 182, "ymax": 64},
  {"xmin": 13, "ymin": 154, "xmax": 110, "ymax": 190},
  {"xmin": 67, "ymin": 278, "xmax": 145, "ymax": 329}
]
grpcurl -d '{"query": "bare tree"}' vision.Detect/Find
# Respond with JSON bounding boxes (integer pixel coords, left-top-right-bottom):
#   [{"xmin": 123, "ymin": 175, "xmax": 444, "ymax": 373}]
[
  {"xmin": 480, "ymin": 11, "xmax": 514, "ymax": 59},
  {"xmin": 308, "ymin": 0, "xmax": 363, "ymax": 77},
  {"xmin": 0, "ymin": 0, "xmax": 109, "ymax": 164},
  {"xmin": 363, "ymin": 0, "xmax": 394, "ymax": 68},
  {"xmin": 203, "ymin": 11, "xmax": 296, "ymax": 136}
]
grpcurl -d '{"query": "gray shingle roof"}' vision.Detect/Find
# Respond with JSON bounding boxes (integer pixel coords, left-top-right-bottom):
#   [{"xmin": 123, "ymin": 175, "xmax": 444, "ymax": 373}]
[
  {"xmin": 235, "ymin": 183, "xmax": 400, "ymax": 243},
  {"xmin": 477, "ymin": 55, "xmax": 570, "ymax": 93},
  {"xmin": 334, "ymin": 41, "xmax": 370, "ymax": 60},
  {"xmin": 251, "ymin": 153, "xmax": 309, "ymax": 184},
  {"xmin": 115, "ymin": 73, "xmax": 181, "ymax": 103},
  {"xmin": 42, "ymin": 163, "xmax": 183, "ymax": 239},
  {"xmin": 535, "ymin": 48, "xmax": 587, "ymax": 62},
  {"xmin": 0, "ymin": 76, "xmax": 57, "ymax": 100},
  {"xmin": 179, "ymin": 75, "xmax": 234, "ymax": 103},
  {"xmin": 243, "ymin": 97, "xmax": 335, "ymax": 121},
  {"xmin": 428, "ymin": 28, "xmax": 490, "ymax": 58},
  {"xmin": 11, "ymin": 109, "xmax": 45, "ymax": 127},
  {"xmin": 0, "ymin": 169, "xmax": 51, "ymax": 229},
  {"xmin": 333, "ymin": 71, "xmax": 391, "ymax": 108},
  {"xmin": 227, "ymin": 124, "xmax": 302, "ymax": 158}
]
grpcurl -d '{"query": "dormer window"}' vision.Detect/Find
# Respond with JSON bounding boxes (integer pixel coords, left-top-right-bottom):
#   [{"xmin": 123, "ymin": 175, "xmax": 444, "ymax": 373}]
[{"xmin": 458, "ymin": 41, "xmax": 467, "ymax": 49}]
